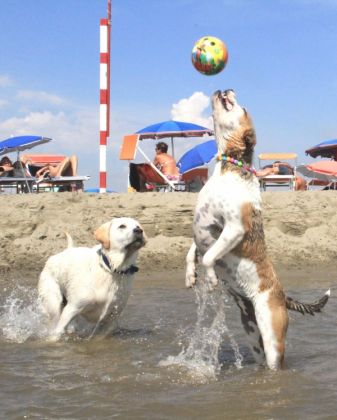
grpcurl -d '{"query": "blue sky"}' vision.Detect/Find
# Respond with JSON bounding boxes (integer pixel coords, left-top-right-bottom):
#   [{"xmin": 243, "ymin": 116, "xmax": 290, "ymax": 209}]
[{"xmin": 1, "ymin": 0, "xmax": 337, "ymax": 191}]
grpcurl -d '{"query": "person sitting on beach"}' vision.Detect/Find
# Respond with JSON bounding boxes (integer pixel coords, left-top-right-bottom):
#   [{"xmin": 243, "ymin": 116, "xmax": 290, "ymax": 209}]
[
  {"xmin": 133, "ymin": 142, "xmax": 180, "ymax": 192},
  {"xmin": 35, "ymin": 155, "xmax": 78, "ymax": 182},
  {"xmin": 256, "ymin": 161, "xmax": 307, "ymax": 191},
  {"xmin": 0, "ymin": 156, "xmax": 14, "ymax": 177},
  {"xmin": 153, "ymin": 141, "xmax": 180, "ymax": 180}
]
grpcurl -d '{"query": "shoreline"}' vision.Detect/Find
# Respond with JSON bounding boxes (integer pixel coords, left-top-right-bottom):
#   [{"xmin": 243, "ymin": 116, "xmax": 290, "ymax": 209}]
[{"xmin": 1, "ymin": 191, "xmax": 337, "ymax": 286}]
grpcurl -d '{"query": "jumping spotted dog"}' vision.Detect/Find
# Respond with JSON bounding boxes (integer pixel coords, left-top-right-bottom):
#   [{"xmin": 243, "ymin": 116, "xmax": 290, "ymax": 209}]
[{"xmin": 185, "ymin": 89, "xmax": 330, "ymax": 370}]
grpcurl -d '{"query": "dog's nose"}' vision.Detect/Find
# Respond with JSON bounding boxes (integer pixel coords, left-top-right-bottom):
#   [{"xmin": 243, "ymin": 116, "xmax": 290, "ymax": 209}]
[{"xmin": 133, "ymin": 227, "xmax": 143, "ymax": 235}]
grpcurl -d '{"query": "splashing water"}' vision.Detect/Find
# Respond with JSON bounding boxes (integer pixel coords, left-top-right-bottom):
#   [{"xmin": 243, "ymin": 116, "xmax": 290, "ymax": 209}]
[
  {"xmin": 0, "ymin": 285, "xmax": 49, "ymax": 343},
  {"xmin": 160, "ymin": 279, "xmax": 243, "ymax": 381}
]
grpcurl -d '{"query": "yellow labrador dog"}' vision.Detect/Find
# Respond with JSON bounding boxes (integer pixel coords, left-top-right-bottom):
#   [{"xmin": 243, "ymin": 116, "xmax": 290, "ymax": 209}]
[
  {"xmin": 38, "ymin": 217, "xmax": 146, "ymax": 341},
  {"xmin": 186, "ymin": 89, "xmax": 329, "ymax": 370}
]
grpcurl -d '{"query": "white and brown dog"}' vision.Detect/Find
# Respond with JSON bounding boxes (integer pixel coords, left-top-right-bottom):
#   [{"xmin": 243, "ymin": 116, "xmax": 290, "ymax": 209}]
[
  {"xmin": 38, "ymin": 217, "xmax": 146, "ymax": 341},
  {"xmin": 186, "ymin": 89, "xmax": 329, "ymax": 370}
]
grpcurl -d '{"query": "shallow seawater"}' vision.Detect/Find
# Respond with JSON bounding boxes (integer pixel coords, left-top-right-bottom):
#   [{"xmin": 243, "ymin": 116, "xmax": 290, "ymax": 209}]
[{"xmin": 0, "ymin": 270, "xmax": 336, "ymax": 419}]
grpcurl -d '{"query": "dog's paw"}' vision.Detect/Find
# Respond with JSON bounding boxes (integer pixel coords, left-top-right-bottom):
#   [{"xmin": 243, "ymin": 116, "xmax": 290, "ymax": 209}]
[
  {"xmin": 185, "ymin": 270, "xmax": 197, "ymax": 288},
  {"xmin": 205, "ymin": 267, "xmax": 218, "ymax": 291},
  {"xmin": 45, "ymin": 328, "xmax": 64, "ymax": 342},
  {"xmin": 202, "ymin": 254, "xmax": 218, "ymax": 290},
  {"xmin": 45, "ymin": 334, "xmax": 61, "ymax": 343}
]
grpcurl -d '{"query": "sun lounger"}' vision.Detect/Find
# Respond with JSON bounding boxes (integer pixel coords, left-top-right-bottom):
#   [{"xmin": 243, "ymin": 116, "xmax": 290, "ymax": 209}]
[
  {"xmin": 258, "ymin": 153, "xmax": 297, "ymax": 190},
  {"xmin": 0, "ymin": 176, "xmax": 35, "ymax": 194},
  {"xmin": 129, "ymin": 163, "xmax": 184, "ymax": 192},
  {"xmin": 181, "ymin": 167, "xmax": 208, "ymax": 192},
  {"xmin": 121, "ymin": 135, "xmax": 186, "ymax": 191},
  {"xmin": 297, "ymin": 161, "xmax": 337, "ymax": 190},
  {"xmin": 21, "ymin": 154, "xmax": 90, "ymax": 192},
  {"xmin": 35, "ymin": 175, "xmax": 90, "ymax": 192}
]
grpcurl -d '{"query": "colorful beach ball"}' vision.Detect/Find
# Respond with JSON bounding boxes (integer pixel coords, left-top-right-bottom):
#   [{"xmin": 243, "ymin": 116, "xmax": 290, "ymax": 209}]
[{"xmin": 191, "ymin": 36, "xmax": 228, "ymax": 76}]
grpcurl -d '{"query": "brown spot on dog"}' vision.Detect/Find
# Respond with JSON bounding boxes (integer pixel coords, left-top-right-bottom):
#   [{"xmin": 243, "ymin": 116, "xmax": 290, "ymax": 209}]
[
  {"xmin": 233, "ymin": 202, "xmax": 288, "ymax": 367},
  {"xmin": 220, "ymin": 112, "xmax": 257, "ymax": 179},
  {"xmin": 221, "ymin": 112, "xmax": 256, "ymax": 164},
  {"xmin": 233, "ymin": 203, "xmax": 286, "ymax": 294},
  {"xmin": 232, "ymin": 203, "xmax": 266, "ymax": 262}
]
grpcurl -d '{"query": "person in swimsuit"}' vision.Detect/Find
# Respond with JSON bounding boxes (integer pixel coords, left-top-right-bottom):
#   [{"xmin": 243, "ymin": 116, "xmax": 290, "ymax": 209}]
[
  {"xmin": 257, "ymin": 161, "xmax": 307, "ymax": 190},
  {"xmin": 153, "ymin": 141, "xmax": 180, "ymax": 180},
  {"xmin": 35, "ymin": 155, "xmax": 78, "ymax": 181}
]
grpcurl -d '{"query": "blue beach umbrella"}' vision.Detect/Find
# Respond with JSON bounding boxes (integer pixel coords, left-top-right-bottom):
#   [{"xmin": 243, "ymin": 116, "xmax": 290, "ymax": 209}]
[
  {"xmin": 136, "ymin": 120, "xmax": 213, "ymax": 157},
  {"xmin": 136, "ymin": 120, "xmax": 213, "ymax": 139},
  {"xmin": 305, "ymin": 139, "xmax": 337, "ymax": 160},
  {"xmin": 177, "ymin": 139, "xmax": 217, "ymax": 173},
  {"xmin": 0, "ymin": 135, "xmax": 51, "ymax": 156}
]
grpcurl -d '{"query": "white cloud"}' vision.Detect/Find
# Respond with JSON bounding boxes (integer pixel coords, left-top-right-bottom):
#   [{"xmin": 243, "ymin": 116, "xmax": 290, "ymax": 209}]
[
  {"xmin": 170, "ymin": 91, "xmax": 213, "ymax": 129},
  {"xmin": 0, "ymin": 109, "xmax": 98, "ymax": 154},
  {"xmin": 16, "ymin": 90, "xmax": 66, "ymax": 106},
  {"xmin": 0, "ymin": 74, "xmax": 13, "ymax": 87}
]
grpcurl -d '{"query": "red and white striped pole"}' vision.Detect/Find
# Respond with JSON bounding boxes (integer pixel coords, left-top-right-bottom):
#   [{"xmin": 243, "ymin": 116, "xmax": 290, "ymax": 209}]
[{"xmin": 99, "ymin": 0, "xmax": 111, "ymax": 193}]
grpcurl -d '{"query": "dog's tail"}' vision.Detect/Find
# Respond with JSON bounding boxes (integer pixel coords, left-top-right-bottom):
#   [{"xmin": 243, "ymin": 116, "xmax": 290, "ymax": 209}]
[
  {"xmin": 286, "ymin": 289, "xmax": 330, "ymax": 315},
  {"xmin": 64, "ymin": 231, "xmax": 74, "ymax": 248}
]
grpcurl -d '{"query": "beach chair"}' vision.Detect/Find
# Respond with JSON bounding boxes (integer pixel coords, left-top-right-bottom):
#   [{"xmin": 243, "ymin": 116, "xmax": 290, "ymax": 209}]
[
  {"xmin": 119, "ymin": 134, "xmax": 183, "ymax": 192},
  {"xmin": 258, "ymin": 153, "xmax": 298, "ymax": 191},
  {"xmin": 0, "ymin": 161, "xmax": 36, "ymax": 193},
  {"xmin": 0, "ymin": 135, "xmax": 52, "ymax": 193},
  {"xmin": 297, "ymin": 161, "xmax": 337, "ymax": 190},
  {"xmin": 0, "ymin": 175, "xmax": 35, "ymax": 194},
  {"xmin": 120, "ymin": 135, "xmax": 183, "ymax": 192},
  {"xmin": 129, "ymin": 162, "xmax": 184, "ymax": 192},
  {"xmin": 21, "ymin": 154, "xmax": 90, "ymax": 192},
  {"xmin": 181, "ymin": 167, "xmax": 208, "ymax": 192}
]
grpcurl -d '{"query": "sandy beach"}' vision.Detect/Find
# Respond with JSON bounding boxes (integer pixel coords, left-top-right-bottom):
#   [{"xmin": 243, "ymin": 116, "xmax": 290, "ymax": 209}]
[{"xmin": 1, "ymin": 190, "xmax": 337, "ymax": 286}]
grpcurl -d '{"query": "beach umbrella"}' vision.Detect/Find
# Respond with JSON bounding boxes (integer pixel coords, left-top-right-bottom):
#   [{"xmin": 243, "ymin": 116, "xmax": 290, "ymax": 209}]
[
  {"xmin": 136, "ymin": 120, "xmax": 213, "ymax": 157},
  {"xmin": 176, "ymin": 139, "xmax": 217, "ymax": 173},
  {"xmin": 297, "ymin": 160, "xmax": 337, "ymax": 181},
  {"xmin": 0, "ymin": 135, "xmax": 52, "ymax": 193},
  {"xmin": 305, "ymin": 139, "xmax": 337, "ymax": 160},
  {"xmin": 0, "ymin": 135, "xmax": 52, "ymax": 156}
]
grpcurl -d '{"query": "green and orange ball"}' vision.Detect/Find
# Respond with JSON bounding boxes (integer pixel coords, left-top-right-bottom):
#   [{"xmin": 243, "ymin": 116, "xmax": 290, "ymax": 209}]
[{"xmin": 191, "ymin": 36, "xmax": 228, "ymax": 76}]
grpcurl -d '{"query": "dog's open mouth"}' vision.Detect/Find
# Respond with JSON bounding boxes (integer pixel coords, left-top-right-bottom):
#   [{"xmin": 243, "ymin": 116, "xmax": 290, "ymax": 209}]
[
  {"xmin": 219, "ymin": 89, "xmax": 235, "ymax": 111},
  {"xmin": 126, "ymin": 236, "xmax": 146, "ymax": 250}
]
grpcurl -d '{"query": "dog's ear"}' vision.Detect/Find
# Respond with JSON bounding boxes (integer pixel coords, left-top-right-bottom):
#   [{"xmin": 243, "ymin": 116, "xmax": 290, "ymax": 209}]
[{"xmin": 94, "ymin": 221, "xmax": 112, "ymax": 249}]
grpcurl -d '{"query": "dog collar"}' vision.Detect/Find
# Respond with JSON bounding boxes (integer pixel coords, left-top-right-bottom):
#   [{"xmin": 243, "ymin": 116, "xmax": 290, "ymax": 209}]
[
  {"xmin": 217, "ymin": 154, "xmax": 257, "ymax": 175},
  {"xmin": 97, "ymin": 249, "xmax": 139, "ymax": 275}
]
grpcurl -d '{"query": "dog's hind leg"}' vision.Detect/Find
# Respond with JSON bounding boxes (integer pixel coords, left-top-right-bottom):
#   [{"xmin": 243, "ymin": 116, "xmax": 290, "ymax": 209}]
[
  {"xmin": 254, "ymin": 290, "xmax": 288, "ymax": 370},
  {"xmin": 38, "ymin": 272, "xmax": 64, "ymax": 329},
  {"xmin": 228, "ymin": 288, "xmax": 265, "ymax": 365}
]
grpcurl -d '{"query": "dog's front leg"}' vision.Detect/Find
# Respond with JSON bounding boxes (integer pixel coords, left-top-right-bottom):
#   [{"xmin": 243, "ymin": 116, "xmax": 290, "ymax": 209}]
[
  {"xmin": 202, "ymin": 223, "xmax": 245, "ymax": 288},
  {"xmin": 185, "ymin": 241, "xmax": 198, "ymax": 288},
  {"xmin": 94, "ymin": 317, "xmax": 119, "ymax": 338}
]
